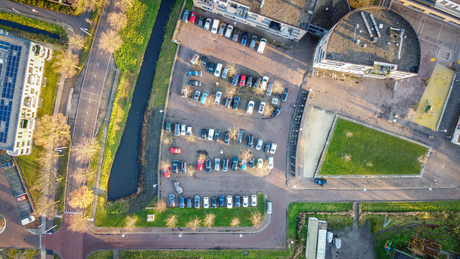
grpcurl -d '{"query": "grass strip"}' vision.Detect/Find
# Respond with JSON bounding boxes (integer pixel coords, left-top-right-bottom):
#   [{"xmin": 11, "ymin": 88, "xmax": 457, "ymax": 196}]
[
  {"xmin": 119, "ymin": 249, "xmax": 291, "ymax": 258},
  {"xmin": 10, "ymin": 0, "xmax": 80, "ymax": 15},
  {"xmin": 361, "ymin": 200, "xmax": 460, "ymax": 212},
  {"xmin": 319, "ymin": 119, "xmax": 428, "ymax": 176},
  {"xmin": 87, "ymin": 250, "xmax": 114, "ymax": 259}
]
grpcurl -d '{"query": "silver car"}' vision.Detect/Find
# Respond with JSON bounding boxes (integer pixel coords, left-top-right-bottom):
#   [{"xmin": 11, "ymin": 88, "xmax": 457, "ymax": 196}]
[
  {"xmin": 227, "ymin": 195, "xmax": 233, "ymax": 209},
  {"xmin": 258, "ymin": 102, "xmax": 266, "ymax": 114},
  {"xmin": 218, "ymin": 23, "xmax": 226, "ymax": 36},
  {"xmin": 204, "ymin": 18, "xmax": 212, "ymax": 30},
  {"xmin": 224, "ymin": 24, "xmax": 234, "ymax": 38},
  {"xmin": 222, "ymin": 68, "xmax": 228, "ymax": 79},
  {"xmin": 256, "ymin": 138, "xmax": 263, "ymax": 150},
  {"xmin": 215, "ymin": 158, "xmax": 220, "ymax": 171}
]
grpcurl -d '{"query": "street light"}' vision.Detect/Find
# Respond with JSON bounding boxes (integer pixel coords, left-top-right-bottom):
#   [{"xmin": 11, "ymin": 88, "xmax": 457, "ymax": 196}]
[
  {"xmin": 179, "ymin": 232, "xmax": 183, "ymax": 237},
  {"xmin": 121, "ymin": 232, "xmax": 127, "ymax": 237},
  {"xmin": 239, "ymin": 231, "xmax": 242, "ymax": 238}
]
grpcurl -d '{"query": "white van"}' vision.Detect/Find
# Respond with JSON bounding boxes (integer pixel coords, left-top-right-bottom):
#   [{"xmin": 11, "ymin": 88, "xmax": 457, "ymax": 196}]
[
  {"xmin": 211, "ymin": 19, "xmax": 219, "ymax": 34},
  {"xmin": 214, "ymin": 63, "xmax": 222, "ymax": 77},
  {"xmin": 257, "ymin": 38, "xmax": 267, "ymax": 54},
  {"xmin": 208, "ymin": 128, "xmax": 215, "ymax": 140},
  {"xmin": 266, "ymin": 201, "xmax": 272, "ymax": 214}
]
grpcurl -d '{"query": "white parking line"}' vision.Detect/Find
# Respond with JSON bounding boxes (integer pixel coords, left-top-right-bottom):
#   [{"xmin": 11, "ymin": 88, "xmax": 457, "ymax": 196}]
[{"xmin": 436, "ymin": 24, "xmax": 443, "ymax": 45}]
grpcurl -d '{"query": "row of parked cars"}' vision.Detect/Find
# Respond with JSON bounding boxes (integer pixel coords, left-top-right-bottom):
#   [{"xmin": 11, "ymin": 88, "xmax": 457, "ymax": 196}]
[
  {"xmin": 199, "ymin": 128, "xmax": 277, "ymax": 153},
  {"xmin": 169, "ymin": 193, "xmax": 258, "ymax": 209}
]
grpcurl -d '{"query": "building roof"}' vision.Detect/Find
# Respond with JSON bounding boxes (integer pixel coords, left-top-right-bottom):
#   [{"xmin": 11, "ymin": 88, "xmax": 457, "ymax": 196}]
[
  {"xmin": 233, "ymin": 0, "xmax": 316, "ymax": 29},
  {"xmin": 326, "ymin": 7, "xmax": 420, "ymax": 73},
  {"xmin": 311, "ymin": 0, "xmax": 351, "ymax": 30},
  {"xmin": 0, "ymin": 34, "xmax": 29, "ymax": 151}
]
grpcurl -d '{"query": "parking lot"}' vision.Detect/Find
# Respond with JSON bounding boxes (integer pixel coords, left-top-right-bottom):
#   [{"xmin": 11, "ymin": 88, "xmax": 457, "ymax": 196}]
[{"xmin": 159, "ymin": 12, "xmax": 313, "ymax": 204}]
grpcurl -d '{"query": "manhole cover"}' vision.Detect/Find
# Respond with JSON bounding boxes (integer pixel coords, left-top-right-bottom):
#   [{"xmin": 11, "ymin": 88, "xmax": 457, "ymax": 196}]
[{"xmin": 438, "ymin": 49, "xmax": 451, "ymax": 61}]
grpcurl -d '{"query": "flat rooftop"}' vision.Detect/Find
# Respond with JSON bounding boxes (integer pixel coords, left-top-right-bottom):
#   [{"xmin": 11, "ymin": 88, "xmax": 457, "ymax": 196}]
[
  {"xmin": 0, "ymin": 34, "xmax": 29, "ymax": 151},
  {"xmin": 311, "ymin": 0, "xmax": 350, "ymax": 30},
  {"xmin": 326, "ymin": 7, "xmax": 420, "ymax": 73},
  {"xmin": 234, "ymin": 0, "xmax": 316, "ymax": 29}
]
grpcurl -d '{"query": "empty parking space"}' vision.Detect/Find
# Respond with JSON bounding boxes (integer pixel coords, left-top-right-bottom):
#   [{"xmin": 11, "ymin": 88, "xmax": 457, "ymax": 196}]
[{"xmin": 2, "ymin": 160, "xmax": 34, "ymax": 220}]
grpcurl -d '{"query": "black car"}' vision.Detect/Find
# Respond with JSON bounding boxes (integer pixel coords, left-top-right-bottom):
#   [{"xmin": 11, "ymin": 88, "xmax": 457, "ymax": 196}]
[
  {"xmin": 187, "ymin": 197, "xmax": 192, "ymax": 208},
  {"xmin": 194, "ymin": 90, "xmax": 200, "ymax": 101},
  {"xmin": 175, "ymin": 123, "xmax": 180, "ymax": 136},
  {"xmin": 273, "ymin": 107, "xmax": 282, "ymax": 118},
  {"xmin": 246, "ymin": 76, "xmax": 253, "ymax": 87},
  {"xmin": 225, "ymin": 96, "xmax": 232, "ymax": 109},
  {"xmin": 198, "ymin": 16, "xmax": 204, "ymax": 27},
  {"xmin": 189, "ymin": 80, "xmax": 201, "ymax": 86},
  {"xmin": 249, "ymin": 158, "xmax": 255, "ymax": 168},
  {"xmin": 179, "ymin": 197, "xmax": 185, "ymax": 208},
  {"xmin": 264, "ymin": 142, "xmax": 271, "ymax": 153},
  {"xmin": 232, "ymin": 156, "xmax": 238, "ymax": 171},
  {"xmin": 208, "ymin": 63, "xmax": 215, "ymax": 74},
  {"xmin": 254, "ymin": 77, "xmax": 261, "ymax": 88},
  {"xmin": 1, "ymin": 160, "xmax": 13, "ymax": 169},
  {"xmin": 219, "ymin": 195, "xmax": 224, "ymax": 207},
  {"xmin": 248, "ymin": 134, "xmax": 253, "ymax": 148},
  {"xmin": 181, "ymin": 161, "xmax": 186, "ymax": 173},
  {"xmin": 195, "ymin": 195, "xmax": 200, "ymax": 209},
  {"xmin": 224, "ymin": 131, "xmax": 230, "ymax": 144},
  {"xmin": 201, "ymin": 56, "xmax": 207, "ymax": 67},
  {"xmin": 214, "ymin": 130, "xmax": 220, "ymax": 142},
  {"xmin": 241, "ymin": 32, "xmax": 248, "ymax": 46},
  {"xmin": 223, "ymin": 158, "xmax": 229, "ymax": 171},
  {"xmin": 212, "ymin": 197, "xmax": 217, "ymax": 208},
  {"xmin": 281, "ymin": 88, "xmax": 289, "ymax": 102},
  {"xmin": 237, "ymin": 129, "xmax": 243, "ymax": 143},
  {"xmin": 232, "ymin": 29, "xmax": 240, "ymax": 42},
  {"xmin": 169, "ymin": 194, "xmax": 175, "ymax": 207},
  {"xmin": 201, "ymin": 129, "xmax": 207, "ymax": 139},
  {"xmin": 206, "ymin": 159, "xmax": 211, "ymax": 172},
  {"xmin": 173, "ymin": 160, "xmax": 178, "ymax": 173}
]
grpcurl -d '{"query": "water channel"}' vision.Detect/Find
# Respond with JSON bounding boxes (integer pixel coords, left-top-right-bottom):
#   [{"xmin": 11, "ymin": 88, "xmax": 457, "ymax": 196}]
[
  {"xmin": 0, "ymin": 19, "xmax": 60, "ymax": 39},
  {"xmin": 107, "ymin": 0, "xmax": 176, "ymax": 200}
]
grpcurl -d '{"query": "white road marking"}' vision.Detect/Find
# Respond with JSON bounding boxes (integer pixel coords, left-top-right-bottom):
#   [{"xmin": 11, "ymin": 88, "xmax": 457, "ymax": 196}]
[
  {"xmin": 82, "ymin": 90, "xmax": 100, "ymax": 96},
  {"xmin": 82, "ymin": 133, "xmax": 85, "ymax": 137},
  {"xmin": 436, "ymin": 24, "xmax": 443, "ymax": 45},
  {"xmin": 91, "ymin": 85, "xmax": 94, "ymax": 89},
  {"xmin": 97, "ymin": 63, "xmax": 99, "ymax": 67},
  {"xmin": 84, "ymin": 122, "xmax": 86, "ymax": 125},
  {"xmin": 94, "ymin": 74, "xmax": 96, "ymax": 78},
  {"xmin": 86, "ymin": 111, "xmax": 88, "ymax": 115}
]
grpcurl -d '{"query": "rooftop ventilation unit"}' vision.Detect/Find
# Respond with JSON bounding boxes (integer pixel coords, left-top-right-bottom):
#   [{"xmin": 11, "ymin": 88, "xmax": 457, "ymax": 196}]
[
  {"xmin": 369, "ymin": 14, "xmax": 381, "ymax": 38},
  {"xmin": 360, "ymin": 12, "xmax": 373, "ymax": 38}
]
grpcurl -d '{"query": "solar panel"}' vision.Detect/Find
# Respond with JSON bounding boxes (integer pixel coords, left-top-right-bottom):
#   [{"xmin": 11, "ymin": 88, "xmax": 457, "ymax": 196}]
[{"xmin": 0, "ymin": 99, "xmax": 12, "ymax": 143}]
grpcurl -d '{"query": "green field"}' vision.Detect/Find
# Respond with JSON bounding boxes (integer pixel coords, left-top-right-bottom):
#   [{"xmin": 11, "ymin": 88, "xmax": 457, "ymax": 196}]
[
  {"xmin": 361, "ymin": 201, "xmax": 460, "ymax": 212},
  {"xmin": 319, "ymin": 119, "xmax": 428, "ymax": 176},
  {"xmin": 119, "ymin": 249, "xmax": 291, "ymax": 258}
]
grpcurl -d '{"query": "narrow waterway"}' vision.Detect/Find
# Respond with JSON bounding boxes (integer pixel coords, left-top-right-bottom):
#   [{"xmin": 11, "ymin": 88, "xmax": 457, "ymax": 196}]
[
  {"xmin": 107, "ymin": 0, "xmax": 176, "ymax": 200},
  {"xmin": 0, "ymin": 19, "xmax": 60, "ymax": 39}
]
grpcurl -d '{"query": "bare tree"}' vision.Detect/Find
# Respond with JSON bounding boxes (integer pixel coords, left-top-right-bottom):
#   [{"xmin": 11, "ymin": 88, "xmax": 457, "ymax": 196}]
[
  {"xmin": 263, "ymin": 105, "xmax": 275, "ymax": 117},
  {"xmin": 272, "ymin": 81, "xmax": 284, "ymax": 94},
  {"xmin": 165, "ymin": 214, "xmax": 178, "ymax": 228},
  {"xmin": 184, "ymin": 134, "xmax": 196, "ymax": 144},
  {"xmin": 74, "ymin": 0, "xmax": 101, "ymax": 14},
  {"xmin": 73, "ymin": 137, "xmax": 99, "ymax": 163},
  {"xmin": 263, "ymin": 159, "xmax": 269, "ymax": 170},
  {"xmin": 33, "ymin": 199, "xmax": 58, "ymax": 219},
  {"xmin": 249, "ymin": 211, "xmax": 263, "ymax": 227},
  {"xmin": 227, "ymin": 64, "xmax": 237, "ymax": 78},
  {"xmin": 85, "ymin": 17, "xmax": 93, "ymax": 26},
  {"xmin": 67, "ymin": 214, "xmax": 87, "ymax": 233},
  {"xmin": 34, "ymin": 114, "xmax": 71, "ymax": 151},
  {"xmin": 36, "ymin": 149, "xmax": 61, "ymax": 168},
  {"xmin": 98, "ymin": 29, "xmax": 123, "ymax": 53},
  {"xmin": 186, "ymin": 216, "xmax": 201, "ymax": 231},
  {"xmin": 239, "ymin": 149, "xmax": 252, "ymax": 161},
  {"xmin": 114, "ymin": 0, "xmax": 134, "ymax": 10},
  {"xmin": 203, "ymin": 213, "xmax": 216, "ymax": 229},
  {"xmin": 68, "ymin": 34, "xmax": 86, "ymax": 51},
  {"xmin": 155, "ymin": 199, "xmax": 167, "ymax": 214},
  {"xmin": 254, "ymin": 87, "xmax": 265, "ymax": 96},
  {"xmin": 52, "ymin": 50, "xmax": 79, "ymax": 78},
  {"xmin": 162, "ymin": 136, "xmax": 173, "ymax": 145},
  {"xmin": 124, "ymin": 215, "xmax": 137, "ymax": 228},
  {"xmin": 68, "ymin": 186, "xmax": 94, "ymax": 209},
  {"xmin": 198, "ymin": 153, "xmax": 207, "ymax": 161},
  {"xmin": 225, "ymin": 86, "xmax": 237, "ymax": 96},
  {"xmin": 161, "ymin": 160, "xmax": 171, "ymax": 169},
  {"xmin": 230, "ymin": 217, "xmax": 240, "ymax": 227},
  {"xmin": 206, "ymin": 94, "xmax": 215, "ymax": 107},
  {"xmin": 73, "ymin": 167, "xmax": 95, "ymax": 185},
  {"xmin": 107, "ymin": 11, "xmax": 127, "ymax": 30},
  {"xmin": 227, "ymin": 127, "xmax": 239, "ymax": 141},
  {"xmin": 186, "ymin": 165, "xmax": 195, "ymax": 178}
]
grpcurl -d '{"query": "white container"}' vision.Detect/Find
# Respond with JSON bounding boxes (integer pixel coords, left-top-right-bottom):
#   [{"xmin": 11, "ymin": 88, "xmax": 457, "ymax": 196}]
[{"xmin": 257, "ymin": 38, "xmax": 267, "ymax": 54}]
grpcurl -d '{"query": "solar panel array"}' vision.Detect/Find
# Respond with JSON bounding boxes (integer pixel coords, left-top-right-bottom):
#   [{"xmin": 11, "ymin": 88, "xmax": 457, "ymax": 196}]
[{"xmin": 0, "ymin": 40, "xmax": 23, "ymax": 143}]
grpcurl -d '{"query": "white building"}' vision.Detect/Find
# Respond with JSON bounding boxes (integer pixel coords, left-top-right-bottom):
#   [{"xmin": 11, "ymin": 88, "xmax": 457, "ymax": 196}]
[
  {"xmin": 313, "ymin": 7, "xmax": 421, "ymax": 80},
  {"xmin": 0, "ymin": 34, "xmax": 52, "ymax": 156},
  {"xmin": 192, "ymin": 0, "xmax": 316, "ymax": 41},
  {"xmin": 306, "ymin": 217, "xmax": 328, "ymax": 259},
  {"xmin": 392, "ymin": 0, "xmax": 460, "ymax": 26}
]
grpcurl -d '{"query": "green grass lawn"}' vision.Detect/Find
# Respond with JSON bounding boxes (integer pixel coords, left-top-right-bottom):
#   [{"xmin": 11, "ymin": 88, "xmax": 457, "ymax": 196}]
[
  {"xmin": 361, "ymin": 201, "xmax": 460, "ymax": 212},
  {"xmin": 119, "ymin": 249, "xmax": 291, "ymax": 258},
  {"xmin": 319, "ymin": 119, "xmax": 428, "ymax": 176},
  {"xmin": 87, "ymin": 250, "xmax": 114, "ymax": 259}
]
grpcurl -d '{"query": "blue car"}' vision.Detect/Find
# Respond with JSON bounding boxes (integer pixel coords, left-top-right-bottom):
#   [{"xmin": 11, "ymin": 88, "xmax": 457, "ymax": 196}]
[
  {"xmin": 173, "ymin": 160, "xmax": 178, "ymax": 173},
  {"xmin": 200, "ymin": 92, "xmax": 208, "ymax": 104},
  {"xmin": 182, "ymin": 10, "xmax": 190, "ymax": 23},
  {"xmin": 249, "ymin": 158, "xmax": 255, "ymax": 168},
  {"xmin": 223, "ymin": 158, "xmax": 229, "ymax": 172},
  {"xmin": 179, "ymin": 197, "xmax": 185, "ymax": 208},
  {"xmin": 232, "ymin": 96, "xmax": 240, "ymax": 110},
  {"xmin": 281, "ymin": 88, "xmax": 289, "ymax": 102},
  {"xmin": 232, "ymin": 74, "xmax": 239, "ymax": 86},
  {"xmin": 212, "ymin": 197, "xmax": 217, "ymax": 208},
  {"xmin": 232, "ymin": 156, "xmax": 238, "ymax": 171},
  {"xmin": 169, "ymin": 194, "xmax": 175, "ymax": 207},
  {"xmin": 315, "ymin": 178, "xmax": 327, "ymax": 186},
  {"xmin": 219, "ymin": 195, "xmax": 224, "ymax": 207},
  {"xmin": 206, "ymin": 159, "xmax": 211, "ymax": 172},
  {"xmin": 214, "ymin": 130, "xmax": 220, "ymax": 142},
  {"xmin": 202, "ymin": 129, "xmax": 207, "ymax": 139},
  {"xmin": 195, "ymin": 195, "xmax": 200, "ymax": 209},
  {"xmin": 235, "ymin": 195, "xmax": 240, "ymax": 207},
  {"xmin": 241, "ymin": 32, "xmax": 248, "ymax": 46},
  {"xmin": 208, "ymin": 63, "xmax": 215, "ymax": 74},
  {"xmin": 241, "ymin": 160, "xmax": 247, "ymax": 171},
  {"xmin": 201, "ymin": 56, "xmax": 207, "ymax": 67}
]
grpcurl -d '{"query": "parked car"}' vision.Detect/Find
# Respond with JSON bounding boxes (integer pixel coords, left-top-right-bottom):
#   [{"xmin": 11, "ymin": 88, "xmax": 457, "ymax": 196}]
[
  {"xmin": 182, "ymin": 10, "xmax": 190, "ymax": 23},
  {"xmin": 201, "ymin": 129, "xmax": 206, "ymax": 139},
  {"xmin": 315, "ymin": 178, "xmax": 327, "ymax": 186},
  {"xmin": 211, "ymin": 19, "xmax": 219, "ymax": 34},
  {"xmin": 204, "ymin": 18, "xmax": 212, "ymax": 30},
  {"xmin": 235, "ymin": 195, "xmax": 240, "ymax": 207},
  {"xmin": 248, "ymin": 134, "xmax": 253, "ymax": 148},
  {"xmin": 219, "ymin": 195, "xmax": 225, "ymax": 207},
  {"xmin": 212, "ymin": 197, "xmax": 217, "ymax": 208},
  {"xmin": 232, "ymin": 29, "xmax": 240, "ymax": 42},
  {"xmin": 247, "ymin": 101, "xmax": 254, "ymax": 115},
  {"xmin": 250, "ymin": 35, "xmax": 257, "ymax": 48},
  {"xmin": 221, "ymin": 67, "xmax": 228, "ymax": 79},
  {"xmin": 241, "ymin": 160, "xmax": 247, "ymax": 171},
  {"xmin": 249, "ymin": 158, "xmax": 255, "ymax": 168},
  {"xmin": 201, "ymin": 56, "xmax": 207, "ymax": 67},
  {"xmin": 246, "ymin": 76, "xmax": 253, "ymax": 87},
  {"xmin": 181, "ymin": 88, "xmax": 188, "ymax": 98},
  {"xmin": 173, "ymin": 160, "xmax": 178, "ymax": 173},
  {"xmin": 203, "ymin": 197, "xmax": 209, "ymax": 208},
  {"xmin": 194, "ymin": 90, "xmax": 200, "ymax": 101},
  {"xmin": 256, "ymin": 138, "xmax": 263, "ymax": 150},
  {"xmin": 268, "ymin": 156, "xmax": 274, "ymax": 169},
  {"xmin": 189, "ymin": 80, "xmax": 201, "ymax": 86},
  {"xmin": 232, "ymin": 74, "xmax": 239, "ymax": 86},
  {"xmin": 208, "ymin": 63, "xmax": 215, "ymax": 74},
  {"xmin": 21, "ymin": 216, "xmax": 35, "ymax": 226},
  {"xmin": 187, "ymin": 126, "xmax": 192, "ymax": 136},
  {"xmin": 239, "ymin": 74, "xmax": 246, "ymax": 86},
  {"xmin": 218, "ymin": 23, "xmax": 226, "ymax": 36},
  {"xmin": 232, "ymin": 156, "xmax": 238, "ymax": 170},
  {"xmin": 273, "ymin": 107, "xmax": 282, "ymax": 118},
  {"xmin": 170, "ymin": 147, "xmax": 181, "ymax": 154},
  {"xmin": 191, "ymin": 53, "xmax": 199, "ymax": 64},
  {"xmin": 174, "ymin": 181, "xmax": 183, "ymax": 194},
  {"xmin": 237, "ymin": 129, "xmax": 243, "ymax": 143},
  {"xmin": 261, "ymin": 76, "xmax": 269, "ymax": 90},
  {"xmin": 214, "ymin": 63, "xmax": 222, "ymax": 77},
  {"xmin": 198, "ymin": 16, "xmax": 204, "ymax": 27},
  {"xmin": 169, "ymin": 194, "xmax": 176, "ymax": 207},
  {"xmin": 243, "ymin": 196, "xmax": 249, "ymax": 207},
  {"xmin": 200, "ymin": 92, "xmax": 208, "ymax": 104},
  {"xmin": 215, "ymin": 158, "xmax": 220, "ymax": 171},
  {"xmin": 16, "ymin": 194, "xmax": 27, "ymax": 202},
  {"xmin": 267, "ymin": 201, "xmax": 272, "ymax": 214},
  {"xmin": 215, "ymin": 91, "xmax": 222, "ymax": 104},
  {"xmin": 254, "ymin": 77, "xmax": 261, "ymax": 88},
  {"xmin": 180, "ymin": 197, "xmax": 185, "ymax": 208},
  {"xmin": 164, "ymin": 167, "xmax": 170, "ymax": 178},
  {"xmin": 187, "ymin": 197, "xmax": 192, "ymax": 208},
  {"xmin": 224, "ymin": 24, "xmax": 234, "ymax": 38},
  {"xmin": 264, "ymin": 142, "xmax": 271, "ymax": 153},
  {"xmin": 175, "ymin": 123, "xmax": 180, "ymax": 136},
  {"xmin": 266, "ymin": 82, "xmax": 273, "ymax": 96},
  {"xmin": 225, "ymin": 96, "xmax": 232, "ymax": 109},
  {"xmin": 214, "ymin": 130, "xmax": 220, "ymax": 141},
  {"xmin": 281, "ymin": 88, "xmax": 289, "ymax": 102},
  {"xmin": 181, "ymin": 161, "xmax": 186, "ymax": 173},
  {"xmin": 258, "ymin": 101, "xmax": 266, "ymax": 114},
  {"xmin": 190, "ymin": 12, "xmax": 197, "ymax": 23},
  {"xmin": 223, "ymin": 158, "xmax": 229, "ymax": 171},
  {"xmin": 187, "ymin": 70, "xmax": 202, "ymax": 76},
  {"xmin": 241, "ymin": 32, "xmax": 248, "ymax": 46},
  {"xmin": 195, "ymin": 195, "xmax": 200, "ymax": 209},
  {"xmin": 181, "ymin": 123, "xmax": 186, "ymax": 135},
  {"xmin": 270, "ymin": 143, "xmax": 277, "ymax": 154},
  {"xmin": 232, "ymin": 96, "xmax": 240, "ymax": 110},
  {"xmin": 166, "ymin": 121, "xmax": 171, "ymax": 132},
  {"xmin": 197, "ymin": 159, "xmax": 203, "ymax": 171},
  {"xmin": 257, "ymin": 158, "xmax": 263, "ymax": 169},
  {"xmin": 251, "ymin": 194, "xmax": 257, "ymax": 206},
  {"xmin": 225, "ymin": 131, "xmax": 230, "ymax": 144},
  {"xmin": 227, "ymin": 195, "xmax": 233, "ymax": 209},
  {"xmin": 206, "ymin": 159, "xmax": 211, "ymax": 172}
]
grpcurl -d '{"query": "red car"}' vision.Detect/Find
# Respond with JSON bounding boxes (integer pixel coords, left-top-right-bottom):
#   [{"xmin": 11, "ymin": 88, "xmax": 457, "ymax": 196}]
[
  {"xmin": 190, "ymin": 12, "xmax": 197, "ymax": 23},
  {"xmin": 197, "ymin": 159, "xmax": 203, "ymax": 171},
  {"xmin": 170, "ymin": 148, "xmax": 181, "ymax": 154},
  {"xmin": 16, "ymin": 195, "xmax": 27, "ymax": 202},
  {"xmin": 164, "ymin": 167, "xmax": 170, "ymax": 178},
  {"xmin": 239, "ymin": 74, "xmax": 246, "ymax": 86}
]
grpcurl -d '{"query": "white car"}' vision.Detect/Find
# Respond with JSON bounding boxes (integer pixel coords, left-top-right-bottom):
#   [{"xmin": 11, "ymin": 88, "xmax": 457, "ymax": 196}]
[
  {"xmin": 211, "ymin": 19, "xmax": 219, "ymax": 34},
  {"xmin": 215, "ymin": 158, "xmax": 220, "ymax": 171},
  {"xmin": 214, "ymin": 63, "xmax": 222, "ymax": 77},
  {"xmin": 221, "ymin": 68, "xmax": 228, "ymax": 79},
  {"xmin": 186, "ymin": 126, "xmax": 192, "ymax": 136},
  {"xmin": 251, "ymin": 195, "xmax": 257, "ymax": 206},
  {"xmin": 268, "ymin": 156, "xmax": 273, "ymax": 169},
  {"xmin": 180, "ymin": 124, "xmax": 186, "ymax": 136},
  {"xmin": 215, "ymin": 91, "xmax": 222, "ymax": 104},
  {"xmin": 269, "ymin": 143, "xmax": 277, "ymax": 154},
  {"xmin": 243, "ymin": 196, "xmax": 249, "ymax": 207},
  {"xmin": 258, "ymin": 102, "xmax": 266, "ymax": 114},
  {"xmin": 247, "ymin": 101, "xmax": 254, "ymax": 114},
  {"xmin": 256, "ymin": 139, "xmax": 263, "ymax": 150},
  {"xmin": 227, "ymin": 195, "xmax": 233, "ymax": 209},
  {"xmin": 261, "ymin": 76, "xmax": 269, "ymax": 90},
  {"xmin": 203, "ymin": 197, "xmax": 209, "ymax": 208},
  {"xmin": 257, "ymin": 158, "xmax": 263, "ymax": 169},
  {"xmin": 224, "ymin": 24, "xmax": 234, "ymax": 38},
  {"xmin": 191, "ymin": 54, "xmax": 199, "ymax": 64}
]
